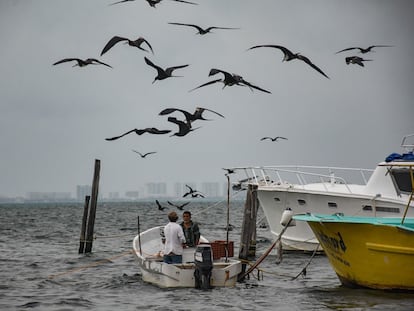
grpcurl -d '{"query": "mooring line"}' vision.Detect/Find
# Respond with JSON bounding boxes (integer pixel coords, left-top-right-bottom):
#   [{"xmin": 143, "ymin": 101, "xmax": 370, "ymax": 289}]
[{"xmin": 47, "ymin": 250, "xmax": 133, "ymax": 280}]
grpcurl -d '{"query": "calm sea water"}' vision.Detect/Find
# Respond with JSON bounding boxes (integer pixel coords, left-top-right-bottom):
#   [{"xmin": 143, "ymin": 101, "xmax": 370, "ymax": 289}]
[{"xmin": 1, "ymin": 200, "xmax": 414, "ymax": 311}]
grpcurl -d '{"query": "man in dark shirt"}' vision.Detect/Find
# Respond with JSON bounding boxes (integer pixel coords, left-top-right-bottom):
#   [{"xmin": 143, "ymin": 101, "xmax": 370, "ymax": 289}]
[{"xmin": 180, "ymin": 211, "xmax": 200, "ymax": 247}]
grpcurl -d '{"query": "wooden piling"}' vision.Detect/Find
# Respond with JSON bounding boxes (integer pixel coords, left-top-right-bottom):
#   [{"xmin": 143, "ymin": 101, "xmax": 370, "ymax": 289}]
[
  {"xmin": 78, "ymin": 195, "xmax": 90, "ymax": 254},
  {"xmin": 238, "ymin": 183, "xmax": 259, "ymax": 281},
  {"xmin": 84, "ymin": 159, "xmax": 101, "ymax": 253}
]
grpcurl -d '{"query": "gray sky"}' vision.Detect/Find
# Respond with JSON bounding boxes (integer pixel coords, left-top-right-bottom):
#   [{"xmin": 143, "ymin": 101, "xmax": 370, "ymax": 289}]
[{"xmin": 1, "ymin": 0, "xmax": 413, "ymax": 198}]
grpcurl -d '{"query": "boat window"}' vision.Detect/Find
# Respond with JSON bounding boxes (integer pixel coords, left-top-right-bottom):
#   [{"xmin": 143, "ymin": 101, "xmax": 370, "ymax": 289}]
[
  {"xmin": 297, "ymin": 199, "xmax": 306, "ymax": 206},
  {"xmin": 328, "ymin": 202, "xmax": 337, "ymax": 208},
  {"xmin": 390, "ymin": 168, "xmax": 413, "ymax": 194},
  {"xmin": 362, "ymin": 205, "xmax": 372, "ymax": 211},
  {"xmin": 362, "ymin": 205, "xmax": 399, "ymax": 213}
]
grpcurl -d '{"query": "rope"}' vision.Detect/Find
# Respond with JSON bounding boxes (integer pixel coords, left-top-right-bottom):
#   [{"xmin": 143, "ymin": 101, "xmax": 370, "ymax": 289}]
[
  {"xmin": 47, "ymin": 250, "xmax": 133, "ymax": 280},
  {"xmin": 291, "ymin": 243, "xmax": 320, "ymax": 280}
]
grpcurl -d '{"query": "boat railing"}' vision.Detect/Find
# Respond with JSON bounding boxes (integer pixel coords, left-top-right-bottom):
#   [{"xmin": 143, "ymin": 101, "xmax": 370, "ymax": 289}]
[{"xmin": 229, "ymin": 165, "xmax": 374, "ymax": 194}]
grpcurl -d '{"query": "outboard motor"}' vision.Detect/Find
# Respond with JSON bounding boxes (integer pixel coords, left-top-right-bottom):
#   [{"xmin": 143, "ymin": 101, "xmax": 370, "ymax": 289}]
[{"xmin": 194, "ymin": 244, "xmax": 213, "ymax": 290}]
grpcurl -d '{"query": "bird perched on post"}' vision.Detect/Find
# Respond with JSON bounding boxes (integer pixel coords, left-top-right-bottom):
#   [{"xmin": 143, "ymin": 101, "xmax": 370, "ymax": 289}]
[
  {"xmin": 190, "ymin": 68, "xmax": 271, "ymax": 94},
  {"xmin": 53, "ymin": 58, "xmax": 112, "ymax": 68},
  {"xmin": 168, "ymin": 22, "xmax": 239, "ymax": 35},
  {"xmin": 345, "ymin": 56, "xmax": 372, "ymax": 67},
  {"xmin": 100, "ymin": 36, "xmax": 154, "ymax": 56},
  {"xmin": 247, "ymin": 44, "xmax": 329, "ymax": 79},
  {"xmin": 335, "ymin": 45, "xmax": 393, "ymax": 54},
  {"xmin": 144, "ymin": 57, "xmax": 189, "ymax": 83}
]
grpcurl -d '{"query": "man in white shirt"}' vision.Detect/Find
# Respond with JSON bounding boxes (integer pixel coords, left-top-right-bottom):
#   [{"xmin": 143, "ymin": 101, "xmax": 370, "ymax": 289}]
[{"xmin": 163, "ymin": 211, "xmax": 186, "ymax": 264}]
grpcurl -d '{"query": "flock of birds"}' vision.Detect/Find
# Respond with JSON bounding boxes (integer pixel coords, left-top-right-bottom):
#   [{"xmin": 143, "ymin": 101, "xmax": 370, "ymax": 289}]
[
  {"xmin": 155, "ymin": 184, "xmax": 204, "ymax": 211},
  {"xmin": 52, "ymin": 1, "xmax": 393, "ymax": 203}
]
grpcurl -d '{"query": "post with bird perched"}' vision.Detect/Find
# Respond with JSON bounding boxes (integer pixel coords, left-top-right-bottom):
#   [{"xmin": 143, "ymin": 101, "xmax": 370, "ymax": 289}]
[
  {"xmin": 238, "ymin": 183, "xmax": 259, "ymax": 281},
  {"xmin": 84, "ymin": 159, "xmax": 101, "ymax": 253}
]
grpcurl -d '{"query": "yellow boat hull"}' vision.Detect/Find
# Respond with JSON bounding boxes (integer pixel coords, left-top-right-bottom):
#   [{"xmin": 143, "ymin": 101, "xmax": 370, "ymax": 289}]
[{"xmin": 294, "ymin": 214, "xmax": 414, "ymax": 291}]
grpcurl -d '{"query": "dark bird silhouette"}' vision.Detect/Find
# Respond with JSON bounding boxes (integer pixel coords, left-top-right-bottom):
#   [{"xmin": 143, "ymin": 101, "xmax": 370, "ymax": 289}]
[
  {"xmin": 190, "ymin": 68, "xmax": 271, "ymax": 94},
  {"xmin": 167, "ymin": 201, "xmax": 190, "ymax": 210},
  {"xmin": 167, "ymin": 117, "xmax": 200, "ymax": 137},
  {"xmin": 53, "ymin": 58, "xmax": 112, "ymax": 68},
  {"xmin": 132, "ymin": 149, "xmax": 157, "ymax": 158},
  {"xmin": 101, "ymin": 36, "xmax": 153, "ymax": 56},
  {"xmin": 247, "ymin": 44, "xmax": 329, "ymax": 79},
  {"xmin": 345, "ymin": 56, "xmax": 372, "ymax": 67},
  {"xmin": 144, "ymin": 57, "xmax": 189, "ymax": 83},
  {"xmin": 105, "ymin": 127, "xmax": 171, "ymax": 141},
  {"xmin": 109, "ymin": 0, "xmax": 197, "ymax": 7},
  {"xmin": 168, "ymin": 22, "xmax": 239, "ymax": 35},
  {"xmin": 183, "ymin": 184, "xmax": 205, "ymax": 198},
  {"xmin": 335, "ymin": 45, "xmax": 393, "ymax": 54},
  {"xmin": 159, "ymin": 107, "xmax": 224, "ymax": 124},
  {"xmin": 223, "ymin": 168, "xmax": 235, "ymax": 175},
  {"xmin": 155, "ymin": 199, "xmax": 167, "ymax": 211},
  {"xmin": 260, "ymin": 136, "xmax": 288, "ymax": 142}
]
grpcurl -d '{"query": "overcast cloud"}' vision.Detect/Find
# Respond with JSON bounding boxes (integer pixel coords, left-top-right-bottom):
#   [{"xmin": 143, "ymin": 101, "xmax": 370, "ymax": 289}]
[{"xmin": 0, "ymin": 0, "xmax": 413, "ymax": 198}]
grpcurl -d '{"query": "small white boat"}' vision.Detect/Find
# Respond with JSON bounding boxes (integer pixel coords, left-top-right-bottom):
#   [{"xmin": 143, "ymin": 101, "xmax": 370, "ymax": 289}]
[
  {"xmin": 231, "ymin": 133, "xmax": 414, "ymax": 251},
  {"xmin": 132, "ymin": 226, "xmax": 242, "ymax": 289}
]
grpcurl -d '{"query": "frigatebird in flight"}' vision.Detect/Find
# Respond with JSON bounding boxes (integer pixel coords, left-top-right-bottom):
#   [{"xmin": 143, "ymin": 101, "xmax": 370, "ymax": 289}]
[
  {"xmin": 260, "ymin": 136, "xmax": 288, "ymax": 142},
  {"xmin": 110, "ymin": 0, "xmax": 197, "ymax": 7},
  {"xmin": 159, "ymin": 107, "xmax": 224, "ymax": 124},
  {"xmin": 53, "ymin": 58, "xmax": 112, "ymax": 68},
  {"xmin": 144, "ymin": 57, "xmax": 189, "ymax": 83},
  {"xmin": 247, "ymin": 44, "xmax": 329, "ymax": 79},
  {"xmin": 105, "ymin": 127, "xmax": 171, "ymax": 141},
  {"xmin": 101, "ymin": 36, "xmax": 153, "ymax": 56},
  {"xmin": 183, "ymin": 184, "xmax": 205, "ymax": 198},
  {"xmin": 335, "ymin": 45, "xmax": 393, "ymax": 54},
  {"xmin": 190, "ymin": 68, "xmax": 271, "ymax": 94},
  {"xmin": 168, "ymin": 22, "xmax": 239, "ymax": 35},
  {"xmin": 345, "ymin": 56, "xmax": 372, "ymax": 67},
  {"xmin": 167, "ymin": 201, "xmax": 190, "ymax": 210},
  {"xmin": 167, "ymin": 117, "xmax": 200, "ymax": 137},
  {"xmin": 132, "ymin": 150, "xmax": 157, "ymax": 158}
]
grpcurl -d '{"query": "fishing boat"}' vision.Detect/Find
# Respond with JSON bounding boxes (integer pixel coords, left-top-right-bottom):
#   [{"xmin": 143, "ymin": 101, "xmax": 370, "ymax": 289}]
[
  {"xmin": 293, "ymin": 211, "xmax": 414, "ymax": 290},
  {"xmin": 132, "ymin": 226, "xmax": 242, "ymax": 289},
  {"xmin": 230, "ymin": 133, "xmax": 414, "ymax": 251}
]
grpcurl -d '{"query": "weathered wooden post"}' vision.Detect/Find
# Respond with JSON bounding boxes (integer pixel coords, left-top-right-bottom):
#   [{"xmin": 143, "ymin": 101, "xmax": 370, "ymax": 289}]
[
  {"xmin": 238, "ymin": 183, "xmax": 259, "ymax": 281},
  {"xmin": 78, "ymin": 195, "xmax": 91, "ymax": 254},
  {"xmin": 84, "ymin": 159, "xmax": 100, "ymax": 253}
]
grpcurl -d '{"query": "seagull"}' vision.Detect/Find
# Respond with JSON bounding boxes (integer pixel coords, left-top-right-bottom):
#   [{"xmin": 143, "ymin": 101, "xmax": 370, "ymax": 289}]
[
  {"xmin": 167, "ymin": 117, "xmax": 200, "ymax": 137},
  {"xmin": 105, "ymin": 127, "xmax": 171, "ymax": 141},
  {"xmin": 144, "ymin": 57, "xmax": 189, "ymax": 83},
  {"xmin": 345, "ymin": 56, "xmax": 373, "ymax": 67},
  {"xmin": 159, "ymin": 107, "xmax": 224, "ymax": 124},
  {"xmin": 155, "ymin": 199, "xmax": 167, "ymax": 211},
  {"xmin": 132, "ymin": 150, "xmax": 157, "ymax": 158},
  {"xmin": 247, "ymin": 44, "xmax": 329, "ymax": 79},
  {"xmin": 335, "ymin": 45, "xmax": 393, "ymax": 54},
  {"xmin": 53, "ymin": 58, "xmax": 112, "ymax": 68},
  {"xmin": 168, "ymin": 22, "xmax": 239, "ymax": 35},
  {"xmin": 260, "ymin": 136, "xmax": 288, "ymax": 142},
  {"xmin": 183, "ymin": 184, "xmax": 204, "ymax": 198},
  {"xmin": 190, "ymin": 68, "xmax": 271, "ymax": 94},
  {"xmin": 101, "ymin": 36, "xmax": 153, "ymax": 56},
  {"xmin": 167, "ymin": 201, "xmax": 190, "ymax": 210}
]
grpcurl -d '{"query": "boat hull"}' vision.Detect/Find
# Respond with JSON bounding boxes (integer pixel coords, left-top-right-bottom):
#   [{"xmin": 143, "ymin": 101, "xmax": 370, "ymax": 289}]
[
  {"xmin": 132, "ymin": 226, "xmax": 242, "ymax": 288},
  {"xmin": 294, "ymin": 214, "xmax": 414, "ymax": 291},
  {"xmin": 258, "ymin": 186, "xmax": 410, "ymax": 251}
]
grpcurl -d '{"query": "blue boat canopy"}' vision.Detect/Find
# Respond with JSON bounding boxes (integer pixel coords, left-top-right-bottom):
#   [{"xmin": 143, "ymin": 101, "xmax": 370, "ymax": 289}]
[{"xmin": 385, "ymin": 151, "xmax": 414, "ymax": 162}]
